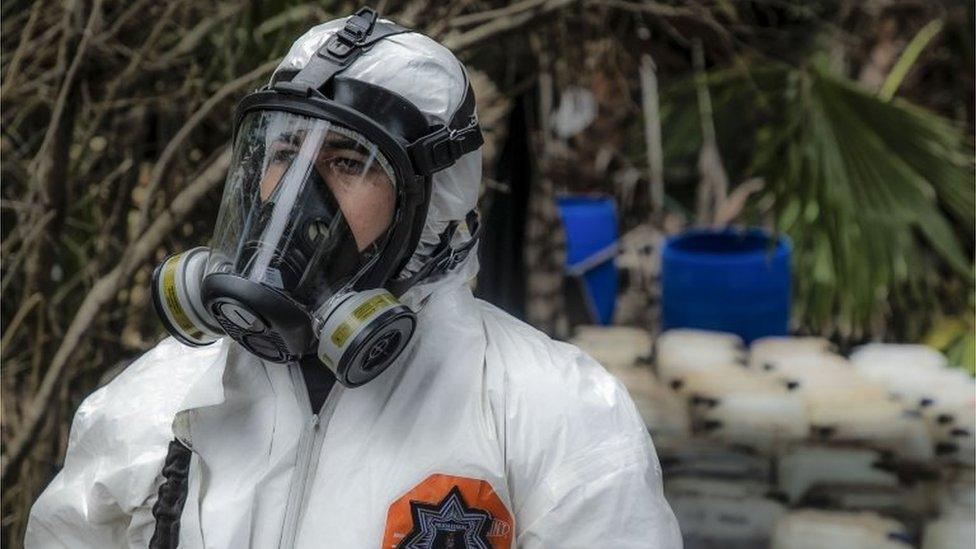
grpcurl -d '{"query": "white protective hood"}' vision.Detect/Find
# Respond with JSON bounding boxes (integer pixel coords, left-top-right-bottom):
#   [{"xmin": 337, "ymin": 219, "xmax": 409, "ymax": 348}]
[
  {"xmin": 26, "ymin": 16, "xmax": 681, "ymax": 549},
  {"xmin": 277, "ymin": 17, "xmax": 484, "ymax": 289}
]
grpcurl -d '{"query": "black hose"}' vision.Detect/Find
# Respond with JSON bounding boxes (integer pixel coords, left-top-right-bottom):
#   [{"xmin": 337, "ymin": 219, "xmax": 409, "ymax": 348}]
[{"xmin": 149, "ymin": 439, "xmax": 192, "ymax": 549}]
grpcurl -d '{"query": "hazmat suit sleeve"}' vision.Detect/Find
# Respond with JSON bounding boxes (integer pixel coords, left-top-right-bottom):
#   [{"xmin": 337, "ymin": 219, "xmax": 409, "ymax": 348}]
[
  {"xmin": 25, "ymin": 339, "xmax": 216, "ymax": 548},
  {"xmin": 501, "ymin": 341, "xmax": 683, "ymax": 548}
]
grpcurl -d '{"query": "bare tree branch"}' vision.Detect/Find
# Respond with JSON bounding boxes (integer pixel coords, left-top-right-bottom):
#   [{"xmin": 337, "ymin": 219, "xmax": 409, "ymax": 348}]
[
  {"xmin": 133, "ymin": 58, "xmax": 279, "ymax": 235},
  {"xmin": 443, "ymin": 0, "xmax": 578, "ymax": 51},
  {"xmin": 0, "ymin": 147, "xmax": 231, "ymax": 484}
]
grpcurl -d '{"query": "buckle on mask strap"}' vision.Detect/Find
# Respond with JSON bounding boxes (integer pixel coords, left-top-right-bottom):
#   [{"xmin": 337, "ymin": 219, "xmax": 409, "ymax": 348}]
[
  {"xmin": 327, "ymin": 7, "xmax": 378, "ymax": 57},
  {"xmin": 434, "ymin": 210, "xmax": 482, "ymax": 273},
  {"xmin": 407, "ymin": 76, "xmax": 483, "ymax": 175},
  {"xmin": 391, "ymin": 210, "xmax": 481, "ymax": 295},
  {"xmin": 409, "ymin": 122, "xmax": 483, "ymax": 175},
  {"xmin": 274, "ymin": 8, "xmax": 409, "ymax": 97}
]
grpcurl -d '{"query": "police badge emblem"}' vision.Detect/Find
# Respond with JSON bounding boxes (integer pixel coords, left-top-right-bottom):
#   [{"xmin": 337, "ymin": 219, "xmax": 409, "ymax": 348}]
[{"xmin": 383, "ymin": 474, "xmax": 513, "ymax": 549}]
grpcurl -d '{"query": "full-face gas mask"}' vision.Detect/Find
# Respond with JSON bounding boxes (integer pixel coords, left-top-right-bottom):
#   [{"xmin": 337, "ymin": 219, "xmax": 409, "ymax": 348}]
[{"xmin": 151, "ymin": 8, "xmax": 482, "ymax": 387}]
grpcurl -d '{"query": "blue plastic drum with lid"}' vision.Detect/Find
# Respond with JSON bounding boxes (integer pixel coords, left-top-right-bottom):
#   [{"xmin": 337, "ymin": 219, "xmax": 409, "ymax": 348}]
[{"xmin": 661, "ymin": 228, "xmax": 791, "ymax": 343}]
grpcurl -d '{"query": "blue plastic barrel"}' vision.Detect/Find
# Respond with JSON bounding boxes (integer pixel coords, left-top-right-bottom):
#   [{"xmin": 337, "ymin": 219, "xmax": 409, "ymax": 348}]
[
  {"xmin": 556, "ymin": 195, "xmax": 618, "ymax": 325},
  {"xmin": 661, "ymin": 228, "xmax": 791, "ymax": 343}
]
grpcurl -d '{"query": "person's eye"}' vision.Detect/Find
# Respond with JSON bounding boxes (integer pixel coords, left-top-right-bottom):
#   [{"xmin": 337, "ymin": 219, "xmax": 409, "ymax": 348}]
[{"xmin": 329, "ymin": 156, "xmax": 365, "ymax": 175}]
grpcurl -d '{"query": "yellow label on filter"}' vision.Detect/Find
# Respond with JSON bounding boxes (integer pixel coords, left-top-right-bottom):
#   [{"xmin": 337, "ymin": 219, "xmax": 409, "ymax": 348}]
[
  {"xmin": 331, "ymin": 293, "xmax": 396, "ymax": 347},
  {"xmin": 162, "ymin": 254, "xmax": 204, "ymax": 340},
  {"xmin": 352, "ymin": 293, "xmax": 396, "ymax": 321},
  {"xmin": 331, "ymin": 323, "xmax": 352, "ymax": 347}
]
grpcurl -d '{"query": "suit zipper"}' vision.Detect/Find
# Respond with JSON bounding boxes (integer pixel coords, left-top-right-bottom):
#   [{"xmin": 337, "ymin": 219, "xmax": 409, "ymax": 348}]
[{"xmin": 278, "ymin": 364, "xmax": 343, "ymax": 549}]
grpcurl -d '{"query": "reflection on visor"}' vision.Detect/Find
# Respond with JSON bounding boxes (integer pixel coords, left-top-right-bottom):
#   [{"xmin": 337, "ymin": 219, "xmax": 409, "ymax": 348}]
[
  {"xmin": 206, "ymin": 111, "xmax": 398, "ymax": 312},
  {"xmin": 259, "ymin": 124, "xmax": 395, "ymax": 203}
]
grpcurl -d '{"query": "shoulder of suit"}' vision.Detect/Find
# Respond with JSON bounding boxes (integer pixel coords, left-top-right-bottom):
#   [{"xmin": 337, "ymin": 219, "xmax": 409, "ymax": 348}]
[
  {"xmin": 70, "ymin": 338, "xmax": 222, "ymax": 449},
  {"xmin": 475, "ymin": 301, "xmax": 651, "ymax": 500},
  {"xmin": 476, "ymin": 300, "xmax": 636, "ymax": 422}
]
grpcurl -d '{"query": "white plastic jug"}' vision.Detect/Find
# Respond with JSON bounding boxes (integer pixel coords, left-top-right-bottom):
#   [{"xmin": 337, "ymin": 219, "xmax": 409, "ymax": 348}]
[
  {"xmin": 778, "ymin": 446, "xmax": 899, "ymax": 504},
  {"xmin": 771, "ymin": 510, "xmax": 912, "ymax": 549}
]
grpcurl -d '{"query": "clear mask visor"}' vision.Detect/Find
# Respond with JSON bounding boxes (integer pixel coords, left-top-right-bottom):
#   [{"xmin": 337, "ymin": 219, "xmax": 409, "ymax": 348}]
[{"xmin": 206, "ymin": 110, "xmax": 397, "ymax": 312}]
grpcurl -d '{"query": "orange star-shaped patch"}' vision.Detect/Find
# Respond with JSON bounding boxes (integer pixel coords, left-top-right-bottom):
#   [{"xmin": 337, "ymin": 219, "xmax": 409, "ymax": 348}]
[{"xmin": 382, "ymin": 474, "xmax": 513, "ymax": 549}]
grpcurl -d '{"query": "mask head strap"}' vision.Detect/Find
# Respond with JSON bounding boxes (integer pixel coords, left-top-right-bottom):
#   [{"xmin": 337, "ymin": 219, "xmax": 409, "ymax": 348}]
[
  {"xmin": 388, "ymin": 209, "xmax": 482, "ymax": 294},
  {"xmin": 274, "ymin": 7, "xmax": 410, "ymax": 98},
  {"xmin": 406, "ymin": 77, "xmax": 484, "ymax": 176}
]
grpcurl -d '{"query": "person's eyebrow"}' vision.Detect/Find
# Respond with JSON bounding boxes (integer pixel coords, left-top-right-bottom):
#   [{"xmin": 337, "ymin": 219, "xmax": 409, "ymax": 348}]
[
  {"xmin": 324, "ymin": 135, "xmax": 371, "ymax": 155},
  {"xmin": 275, "ymin": 131, "xmax": 302, "ymax": 148}
]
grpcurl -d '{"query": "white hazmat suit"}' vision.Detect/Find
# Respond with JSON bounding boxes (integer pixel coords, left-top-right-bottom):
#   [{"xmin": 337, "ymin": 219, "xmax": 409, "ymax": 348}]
[{"xmin": 26, "ymin": 16, "xmax": 682, "ymax": 549}]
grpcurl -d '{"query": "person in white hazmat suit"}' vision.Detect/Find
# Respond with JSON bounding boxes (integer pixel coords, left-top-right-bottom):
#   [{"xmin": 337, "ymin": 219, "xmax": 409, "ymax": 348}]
[{"xmin": 26, "ymin": 8, "xmax": 681, "ymax": 549}]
